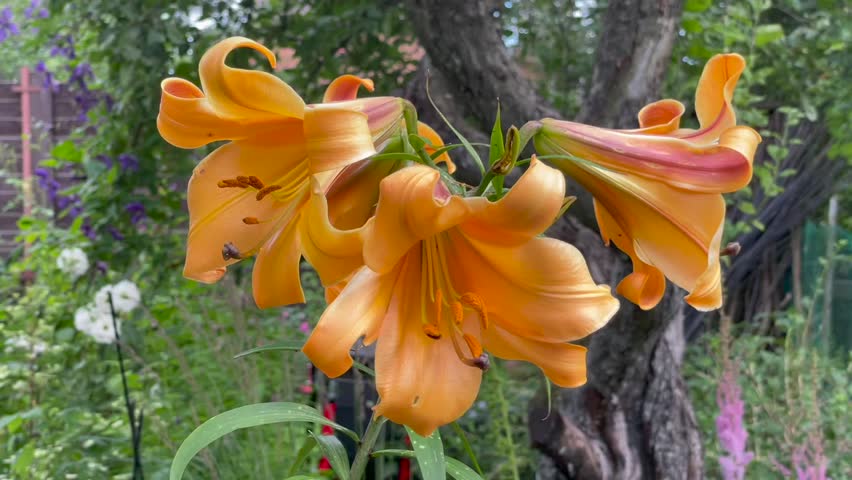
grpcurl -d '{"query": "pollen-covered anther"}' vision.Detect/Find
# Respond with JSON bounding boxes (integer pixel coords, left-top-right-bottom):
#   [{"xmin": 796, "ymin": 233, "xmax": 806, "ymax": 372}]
[
  {"xmin": 460, "ymin": 292, "xmax": 489, "ymax": 330},
  {"xmin": 242, "ymin": 217, "xmax": 260, "ymax": 225},
  {"xmin": 222, "ymin": 242, "xmax": 242, "ymax": 260},
  {"xmin": 247, "ymin": 176, "xmax": 265, "ymax": 189},
  {"xmin": 422, "ymin": 323, "xmax": 442, "ymax": 340},
  {"xmin": 462, "ymin": 334, "xmax": 483, "ymax": 358},
  {"xmin": 256, "ymin": 185, "xmax": 283, "ymax": 201},
  {"xmin": 451, "ymin": 301, "xmax": 464, "ymax": 327},
  {"xmin": 217, "ymin": 179, "xmax": 248, "ymax": 189}
]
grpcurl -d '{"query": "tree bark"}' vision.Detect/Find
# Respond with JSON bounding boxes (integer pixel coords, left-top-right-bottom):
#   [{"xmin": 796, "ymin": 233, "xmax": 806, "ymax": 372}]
[{"xmin": 403, "ymin": 1, "xmax": 697, "ymax": 478}]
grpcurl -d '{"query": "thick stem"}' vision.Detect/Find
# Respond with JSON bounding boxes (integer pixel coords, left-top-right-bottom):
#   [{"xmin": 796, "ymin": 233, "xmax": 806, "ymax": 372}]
[{"xmin": 349, "ymin": 413, "xmax": 389, "ymax": 480}]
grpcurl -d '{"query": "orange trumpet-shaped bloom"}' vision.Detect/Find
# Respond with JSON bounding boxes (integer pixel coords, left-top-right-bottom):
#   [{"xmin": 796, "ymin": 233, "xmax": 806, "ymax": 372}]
[
  {"xmin": 157, "ymin": 37, "xmax": 410, "ymax": 308},
  {"xmin": 302, "ymin": 159, "xmax": 619, "ymax": 436},
  {"xmin": 534, "ymin": 53, "xmax": 762, "ymax": 311}
]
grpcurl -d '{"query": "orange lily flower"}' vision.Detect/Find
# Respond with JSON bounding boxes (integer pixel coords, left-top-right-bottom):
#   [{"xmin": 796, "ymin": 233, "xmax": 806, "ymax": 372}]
[
  {"xmin": 157, "ymin": 37, "xmax": 413, "ymax": 308},
  {"xmin": 533, "ymin": 54, "xmax": 762, "ymax": 311},
  {"xmin": 302, "ymin": 158, "xmax": 619, "ymax": 436}
]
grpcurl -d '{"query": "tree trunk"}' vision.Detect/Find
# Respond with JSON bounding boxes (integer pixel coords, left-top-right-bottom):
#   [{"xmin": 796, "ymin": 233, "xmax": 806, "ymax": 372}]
[{"xmin": 404, "ymin": 1, "xmax": 698, "ymax": 478}]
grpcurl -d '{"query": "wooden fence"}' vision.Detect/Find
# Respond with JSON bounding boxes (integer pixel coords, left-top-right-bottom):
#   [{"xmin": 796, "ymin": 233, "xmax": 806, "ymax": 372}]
[{"xmin": 0, "ymin": 68, "xmax": 81, "ymax": 257}]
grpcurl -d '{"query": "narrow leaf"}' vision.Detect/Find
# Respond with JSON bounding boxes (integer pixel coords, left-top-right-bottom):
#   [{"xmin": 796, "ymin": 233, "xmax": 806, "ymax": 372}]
[
  {"xmin": 489, "ymin": 101, "xmax": 504, "ymax": 166},
  {"xmin": 425, "ymin": 74, "xmax": 485, "ymax": 174},
  {"xmin": 170, "ymin": 403, "xmax": 358, "ymax": 480},
  {"xmin": 446, "ymin": 457, "xmax": 484, "ymax": 480},
  {"xmin": 310, "ymin": 431, "xmax": 351, "ymax": 480},
  {"xmin": 287, "ymin": 436, "xmax": 317, "ymax": 477},
  {"xmin": 405, "ymin": 426, "xmax": 446, "ymax": 480},
  {"xmin": 450, "ymin": 422, "xmax": 484, "ymax": 476},
  {"xmin": 233, "ymin": 341, "xmax": 302, "ymax": 359}
]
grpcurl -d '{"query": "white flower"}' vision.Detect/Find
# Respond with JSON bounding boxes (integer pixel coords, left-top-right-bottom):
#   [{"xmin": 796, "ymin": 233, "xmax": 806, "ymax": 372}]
[
  {"xmin": 94, "ymin": 280, "xmax": 141, "ymax": 314},
  {"xmin": 5, "ymin": 335, "xmax": 48, "ymax": 355},
  {"xmin": 56, "ymin": 247, "xmax": 89, "ymax": 279},
  {"xmin": 74, "ymin": 305, "xmax": 120, "ymax": 344}
]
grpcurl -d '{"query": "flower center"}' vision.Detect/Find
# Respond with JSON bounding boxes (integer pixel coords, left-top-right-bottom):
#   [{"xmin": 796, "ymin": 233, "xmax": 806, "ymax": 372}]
[
  {"xmin": 216, "ymin": 164, "xmax": 310, "ymax": 226},
  {"xmin": 419, "ymin": 233, "xmax": 490, "ymax": 371}
]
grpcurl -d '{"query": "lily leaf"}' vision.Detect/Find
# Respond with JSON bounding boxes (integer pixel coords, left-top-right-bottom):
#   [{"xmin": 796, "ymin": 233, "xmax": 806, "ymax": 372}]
[
  {"xmin": 170, "ymin": 403, "xmax": 358, "ymax": 480},
  {"xmin": 372, "ymin": 450, "xmax": 482, "ymax": 480},
  {"xmin": 405, "ymin": 426, "xmax": 446, "ymax": 480},
  {"xmin": 309, "ymin": 431, "xmax": 350, "ymax": 480},
  {"xmin": 287, "ymin": 436, "xmax": 317, "ymax": 477},
  {"xmin": 233, "ymin": 341, "xmax": 302, "ymax": 359}
]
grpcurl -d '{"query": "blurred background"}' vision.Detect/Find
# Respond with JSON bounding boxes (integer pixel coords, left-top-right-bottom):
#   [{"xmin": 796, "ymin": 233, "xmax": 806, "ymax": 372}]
[{"xmin": 0, "ymin": 0, "xmax": 849, "ymax": 479}]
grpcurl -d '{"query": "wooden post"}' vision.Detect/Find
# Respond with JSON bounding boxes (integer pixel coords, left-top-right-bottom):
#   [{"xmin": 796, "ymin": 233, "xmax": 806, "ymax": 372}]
[{"xmin": 12, "ymin": 67, "xmax": 41, "ymax": 216}]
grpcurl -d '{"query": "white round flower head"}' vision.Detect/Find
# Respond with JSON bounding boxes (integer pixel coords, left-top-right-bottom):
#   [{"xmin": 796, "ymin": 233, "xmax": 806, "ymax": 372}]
[
  {"xmin": 57, "ymin": 247, "xmax": 89, "ymax": 279},
  {"xmin": 74, "ymin": 305, "xmax": 120, "ymax": 344},
  {"xmin": 94, "ymin": 281, "xmax": 141, "ymax": 315}
]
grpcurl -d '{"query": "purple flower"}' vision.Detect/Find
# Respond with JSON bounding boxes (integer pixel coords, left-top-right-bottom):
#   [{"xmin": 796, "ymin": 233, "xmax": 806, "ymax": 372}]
[
  {"xmin": 97, "ymin": 154, "xmax": 113, "ymax": 169},
  {"xmin": 82, "ymin": 222, "xmax": 97, "ymax": 240},
  {"xmin": 118, "ymin": 153, "xmax": 139, "ymax": 172},
  {"xmin": 125, "ymin": 202, "xmax": 146, "ymax": 225},
  {"xmin": 24, "ymin": 0, "xmax": 45, "ymax": 19},
  {"xmin": 35, "ymin": 61, "xmax": 59, "ymax": 91},
  {"xmin": 49, "ymin": 35, "xmax": 75, "ymax": 59},
  {"xmin": 108, "ymin": 227, "xmax": 125, "ymax": 241},
  {"xmin": 96, "ymin": 260, "xmax": 109, "ymax": 273},
  {"xmin": 0, "ymin": 7, "xmax": 20, "ymax": 41},
  {"xmin": 716, "ymin": 369, "xmax": 754, "ymax": 480},
  {"xmin": 68, "ymin": 205, "xmax": 83, "ymax": 219},
  {"xmin": 34, "ymin": 167, "xmax": 50, "ymax": 179}
]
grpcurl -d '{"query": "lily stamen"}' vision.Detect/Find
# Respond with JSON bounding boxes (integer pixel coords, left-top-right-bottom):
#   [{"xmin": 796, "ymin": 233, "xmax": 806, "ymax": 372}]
[
  {"xmin": 242, "ymin": 217, "xmax": 261, "ymax": 225},
  {"xmin": 255, "ymin": 185, "xmax": 283, "ymax": 200}
]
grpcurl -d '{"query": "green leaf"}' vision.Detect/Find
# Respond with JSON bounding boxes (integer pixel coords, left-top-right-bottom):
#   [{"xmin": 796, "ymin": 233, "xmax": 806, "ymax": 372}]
[
  {"xmin": 738, "ymin": 202, "xmax": 756, "ymax": 215},
  {"xmin": 755, "ymin": 24, "xmax": 785, "ymax": 47},
  {"xmin": 405, "ymin": 426, "xmax": 445, "ymax": 480},
  {"xmin": 287, "ymin": 436, "xmax": 317, "ymax": 477},
  {"xmin": 233, "ymin": 341, "xmax": 303, "ymax": 359},
  {"xmin": 446, "ymin": 457, "xmax": 484, "ymax": 480},
  {"xmin": 450, "ymin": 422, "xmax": 484, "ymax": 476},
  {"xmin": 425, "ymin": 75, "xmax": 485, "ymax": 174},
  {"xmin": 310, "ymin": 431, "xmax": 350, "ymax": 479},
  {"xmin": 489, "ymin": 102, "xmax": 504, "ymax": 166},
  {"xmin": 170, "ymin": 403, "xmax": 358, "ymax": 480},
  {"xmin": 685, "ymin": 0, "xmax": 712, "ymax": 13},
  {"xmin": 372, "ymin": 451, "xmax": 482, "ymax": 480},
  {"xmin": 682, "ymin": 18, "xmax": 703, "ymax": 33},
  {"xmin": 0, "ymin": 407, "xmax": 42, "ymax": 431}
]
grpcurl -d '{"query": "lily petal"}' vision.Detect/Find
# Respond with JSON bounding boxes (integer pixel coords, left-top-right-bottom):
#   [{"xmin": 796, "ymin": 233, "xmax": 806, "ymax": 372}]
[
  {"xmin": 364, "ymin": 166, "xmax": 479, "ymax": 274},
  {"xmin": 536, "ymin": 121, "xmax": 759, "ymax": 193},
  {"xmin": 182, "ymin": 137, "xmax": 309, "ymax": 283},
  {"xmin": 459, "ymin": 157, "xmax": 565, "ymax": 246},
  {"xmin": 684, "ymin": 53, "xmax": 746, "ymax": 143},
  {"xmin": 483, "ymin": 325, "xmax": 588, "ymax": 387},
  {"xmin": 198, "ymin": 36, "xmax": 305, "ymax": 120},
  {"xmin": 448, "ymin": 231, "xmax": 619, "ymax": 343},
  {"xmin": 325, "ymin": 158, "xmax": 402, "ymax": 230},
  {"xmin": 252, "ymin": 214, "xmax": 306, "ymax": 308},
  {"xmin": 417, "ymin": 121, "xmax": 456, "ymax": 173},
  {"xmin": 303, "ymin": 103, "xmax": 376, "ymax": 174},
  {"xmin": 631, "ymin": 99, "xmax": 685, "ymax": 135},
  {"xmin": 302, "ymin": 266, "xmax": 393, "ymax": 378},
  {"xmin": 594, "ymin": 200, "xmax": 666, "ymax": 309},
  {"xmin": 323, "ymin": 74, "xmax": 375, "ymax": 102},
  {"xmin": 157, "ymin": 77, "xmax": 298, "ymax": 149},
  {"xmin": 299, "ymin": 178, "xmax": 365, "ymax": 287},
  {"xmin": 374, "ymin": 252, "xmax": 482, "ymax": 436},
  {"xmin": 557, "ymin": 158, "xmax": 726, "ymax": 310}
]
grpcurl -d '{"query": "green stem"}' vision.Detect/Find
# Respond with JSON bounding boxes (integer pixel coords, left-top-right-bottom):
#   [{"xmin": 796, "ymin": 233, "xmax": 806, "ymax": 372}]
[
  {"xmin": 349, "ymin": 413, "xmax": 388, "ymax": 480},
  {"xmin": 473, "ymin": 172, "xmax": 496, "ymax": 197}
]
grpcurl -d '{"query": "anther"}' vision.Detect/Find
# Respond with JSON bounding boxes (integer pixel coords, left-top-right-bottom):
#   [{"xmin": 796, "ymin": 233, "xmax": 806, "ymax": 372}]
[
  {"xmin": 242, "ymin": 217, "xmax": 260, "ymax": 225},
  {"xmin": 422, "ymin": 324, "xmax": 442, "ymax": 340},
  {"xmin": 256, "ymin": 185, "xmax": 283, "ymax": 201},
  {"xmin": 217, "ymin": 179, "xmax": 247, "ymax": 188},
  {"xmin": 247, "ymin": 176, "xmax": 265, "ymax": 189},
  {"xmin": 451, "ymin": 301, "xmax": 464, "ymax": 327},
  {"xmin": 460, "ymin": 292, "xmax": 489, "ymax": 330},
  {"xmin": 222, "ymin": 242, "xmax": 242, "ymax": 260},
  {"xmin": 462, "ymin": 334, "xmax": 483, "ymax": 358}
]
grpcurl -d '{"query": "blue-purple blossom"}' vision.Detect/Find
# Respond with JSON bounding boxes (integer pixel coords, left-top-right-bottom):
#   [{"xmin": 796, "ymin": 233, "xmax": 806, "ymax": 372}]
[
  {"xmin": 118, "ymin": 153, "xmax": 139, "ymax": 172},
  {"xmin": 35, "ymin": 61, "xmax": 59, "ymax": 91},
  {"xmin": 125, "ymin": 202, "xmax": 146, "ymax": 225},
  {"xmin": 108, "ymin": 227, "xmax": 125, "ymax": 241},
  {"xmin": 24, "ymin": 0, "xmax": 48, "ymax": 19},
  {"xmin": 0, "ymin": 7, "xmax": 20, "ymax": 42},
  {"xmin": 49, "ymin": 35, "xmax": 75, "ymax": 59},
  {"xmin": 82, "ymin": 222, "xmax": 97, "ymax": 240},
  {"xmin": 716, "ymin": 370, "xmax": 754, "ymax": 480}
]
